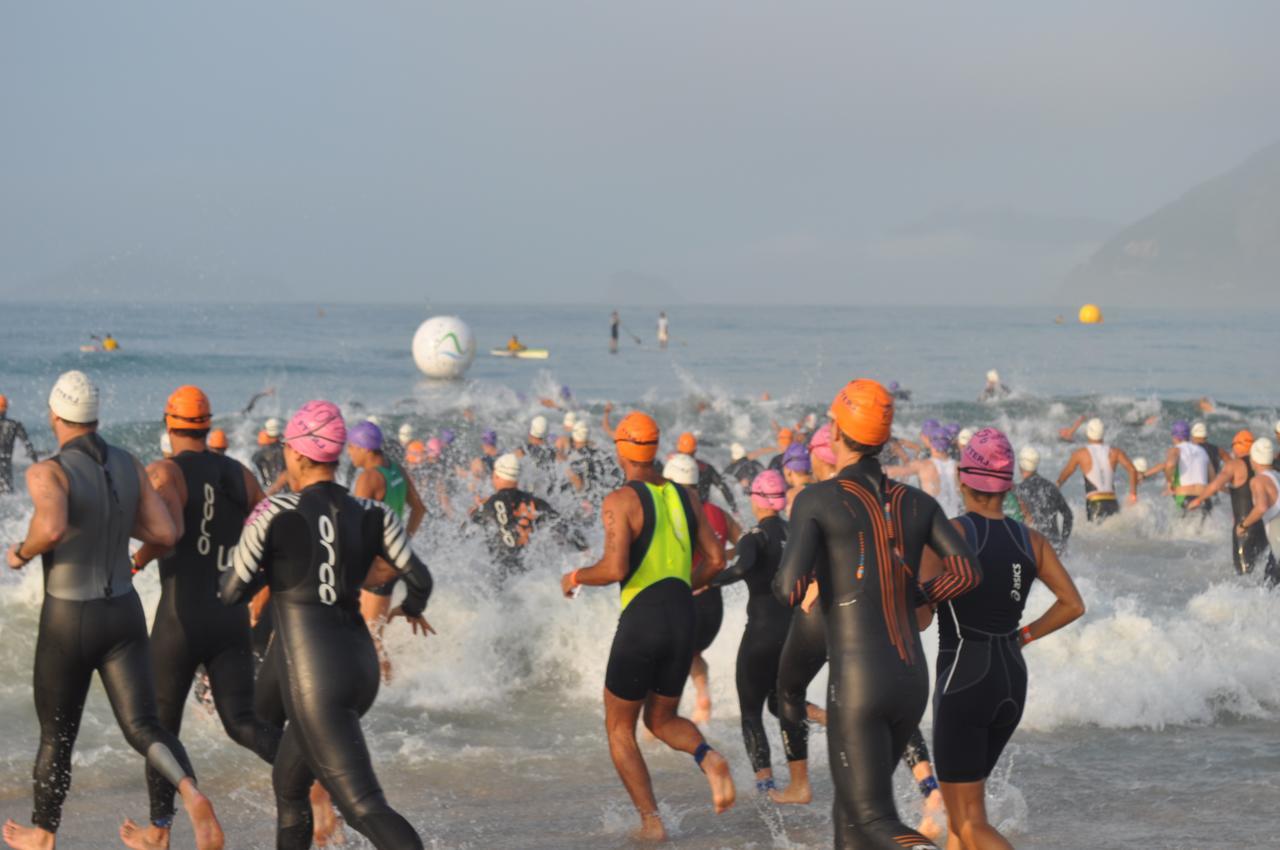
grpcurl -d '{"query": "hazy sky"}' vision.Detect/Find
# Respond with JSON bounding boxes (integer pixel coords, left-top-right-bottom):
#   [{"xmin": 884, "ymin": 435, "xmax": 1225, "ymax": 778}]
[{"xmin": 3, "ymin": 1, "xmax": 1279, "ymax": 304}]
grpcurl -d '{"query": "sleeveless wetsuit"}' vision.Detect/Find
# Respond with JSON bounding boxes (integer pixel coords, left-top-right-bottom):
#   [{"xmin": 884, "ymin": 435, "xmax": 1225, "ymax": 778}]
[
  {"xmin": 364, "ymin": 461, "xmax": 411, "ymax": 597},
  {"xmin": 931, "ymin": 457, "xmax": 962, "ymax": 519},
  {"xmin": 146, "ymin": 450, "xmax": 280, "ymax": 826},
  {"xmin": 709, "ymin": 515, "xmax": 791, "ymax": 772},
  {"xmin": 31, "ymin": 434, "xmax": 196, "ymax": 833},
  {"xmin": 934, "ymin": 515, "xmax": 1036, "ymax": 783},
  {"xmin": 1260, "ymin": 471, "xmax": 1280, "ymax": 557},
  {"xmin": 604, "ymin": 481, "xmax": 698, "ymax": 701},
  {"xmin": 774, "ymin": 458, "xmax": 981, "ymax": 850},
  {"xmin": 1174, "ymin": 442, "xmax": 1211, "ymax": 512},
  {"xmin": 1083, "ymin": 443, "xmax": 1119, "ymax": 522},
  {"xmin": 220, "ymin": 481, "xmax": 434, "ymax": 850},
  {"xmin": 1230, "ymin": 464, "xmax": 1274, "ymax": 576},
  {"xmin": 692, "ymin": 502, "xmax": 729, "ymax": 654}
]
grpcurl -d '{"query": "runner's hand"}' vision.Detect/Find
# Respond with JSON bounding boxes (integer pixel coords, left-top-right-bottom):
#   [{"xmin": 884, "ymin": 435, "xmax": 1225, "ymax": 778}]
[
  {"xmin": 389, "ymin": 606, "xmax": 436, "ymax": 637},
  {"xmin": 7, "ymin": 545, "xmax": 28, "ymax": 570}
]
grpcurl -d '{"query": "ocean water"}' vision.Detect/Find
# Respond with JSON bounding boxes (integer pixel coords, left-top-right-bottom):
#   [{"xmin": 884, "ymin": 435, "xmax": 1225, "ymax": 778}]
[{"xmin": 0, "ymin": 301, "xmax": 1278, "ymax": 849}]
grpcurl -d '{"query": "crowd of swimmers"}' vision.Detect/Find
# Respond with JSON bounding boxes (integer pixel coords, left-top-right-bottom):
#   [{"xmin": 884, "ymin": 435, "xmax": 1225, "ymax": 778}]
[{"xmin": 1, "ymin": 369, "xmax": 1278, "ymax": 849}]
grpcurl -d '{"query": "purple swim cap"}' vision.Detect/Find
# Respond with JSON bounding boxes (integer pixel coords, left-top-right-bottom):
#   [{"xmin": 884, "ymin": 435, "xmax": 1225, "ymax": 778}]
[
  {"xmin": 1171, "ymin": 420, "xmax": 1191, "ymax": 440},
  {"xmin": 888, "ymin": 381, "xmax": 900, "ymax": 392},
  {"xmin": 440, "ymin": 428, "xmax": 456, "ymax": 445},
  {"xmin": 958, "ymin": 427, "xmax": 1015, "ymax": 493},
  {"xmin": 782, "ymin": 443, "xmax": 812, "ymax": 473},
  {"xmin": 348, "ymin": 420, "xmax": 383, "ymax": 451},
  {"xmin": 560, "ymin": 385, "xmax": 572, "ymax": 401},
  {"xmin": 921, "ymin": 419, "xmax": 941, "ymax": 438},
  {"xmin": 481, "ymin": 429, "xmax": 498, "ymax": 446}
]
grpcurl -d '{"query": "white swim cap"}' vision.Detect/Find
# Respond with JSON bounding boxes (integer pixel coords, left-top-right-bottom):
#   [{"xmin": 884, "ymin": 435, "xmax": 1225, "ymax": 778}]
[
  {"xmin": 366, "ymin": 415, "xmax": 381, "ymax": 426},
  {"xmin": 49, "ymin": 370, "xmax": 99, "ymax": 424},
  {"xmin": 264, "ymin": 417, "xmax": 282, "ymax": 437},
  {"xmin": 987, "ymin": 370, "xmax": 1000, "ymax": 384},
  {"xmin": 957, "ymin": 428, "xmax": 975, "ymax": 448},
  {"xmin": 730, "ymin": 442, "xmax": 746, "ymax": 461},
  {"xmin": 1191, "ymin": 421, "xmax": 1208, "ymax": 440},
  {"xmin": 1251, "ymin": 438, "xmax": 1275, "ymax": 466},
  {"xmin": 663, "ymin": 453, "xmax": 699, "ymax": 486},
  {"xmin": 1018, "ymin": 446, "xmax": 1040, "ymax": 473},
  {"xmin": 1086, "ymin": 418, "xmax": 1105, "ymax": 441},
  {"xmin": 529, "ymin": 415, "xmax": 548, "ymax": 439},
  {"xmin": 572, "ymin": 421, "xmax": 589, "ymax": 443},
  {"xmin": 494, "ymin": 452, "xmax": 521, "ymax": 482},
  {"xmin": 160, "ymin": 432, "xmax": 172, "ymax": 456},
  {"xmin": 563, "ymin": 411, "xmax": 577, "ymax": 428},
  {"xmin": 1133, "ymin": 457, "xmax": 1149, "ymax": 474},
  {"xmin": 398, "ymin": 423, "xmax": 414, "ymax": 444}
]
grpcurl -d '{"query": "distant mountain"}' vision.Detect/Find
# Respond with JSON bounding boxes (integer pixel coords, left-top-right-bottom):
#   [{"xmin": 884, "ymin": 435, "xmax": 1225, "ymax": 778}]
[
  {"xmin": 894, "ymin": 207, "xmax": 1114, "ymax": 247},
  {"xmin": 1066, "ymin": 141, "xmax": 1280, "ymax": 303}
]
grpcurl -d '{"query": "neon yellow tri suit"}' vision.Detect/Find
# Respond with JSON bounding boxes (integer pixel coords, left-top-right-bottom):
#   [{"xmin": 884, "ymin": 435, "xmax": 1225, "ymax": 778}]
[{"xmin": 605, "ymin": 481, "xmax": 699, "ymax": 700}]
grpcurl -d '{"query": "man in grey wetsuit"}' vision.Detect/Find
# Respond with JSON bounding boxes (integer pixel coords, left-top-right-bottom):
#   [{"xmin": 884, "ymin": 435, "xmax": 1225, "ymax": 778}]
[
  {"xmin": 0, "ymin": 393, "xmax": 39, "ymax": 494},
  {"xmin": 3, "ymin": 371, "xmax": 225, "ymax": 850}
]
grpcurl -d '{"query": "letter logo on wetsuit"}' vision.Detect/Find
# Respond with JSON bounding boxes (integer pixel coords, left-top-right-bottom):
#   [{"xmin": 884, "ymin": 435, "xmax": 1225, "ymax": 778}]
[
  {"xmin": 494, "ymin": 498, "xmax": 540, "ymax": 549},
  {"xmin": 198, "ymin": 483, "xmax": 216, "ymax": 556},
  {"xmin": 317, "ymin": 514, "xmax": 338, "ymax": 605},
  {"xmin": 1010, "ymin": 562, "xmax": 1023, "ymax": 602}
]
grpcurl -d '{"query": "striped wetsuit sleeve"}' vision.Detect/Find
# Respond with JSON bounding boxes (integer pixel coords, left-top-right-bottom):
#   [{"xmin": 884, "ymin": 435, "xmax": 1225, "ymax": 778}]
[
  {"xmin": 919, "ymin": 507, "xmax": 982, "ymax": 604},
  {"xmin": 220, "ymin": 494, "xmax": 295, "ymax": 605},
  {"xmin": 360, "ymin": 498, "xmax": 434, "ymax": 617}
]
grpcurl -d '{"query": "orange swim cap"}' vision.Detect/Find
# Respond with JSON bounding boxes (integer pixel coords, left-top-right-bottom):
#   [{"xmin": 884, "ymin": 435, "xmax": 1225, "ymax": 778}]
[
  {"xmin": 677, "ymin": 432, "xmax": 697, "ymax": 454},
  {"xmin": 405, "ymin": 439, "xmax": 427, "ymax": 465},
  {"xmin": 165, "ymin": 385, "xmax": 212, "ymax": 431},
  {"xmin": 0, "ymin": 394, "xmax": 7, "ymax": 414},
  {"xmin": 615, "ymin": 412, "xmax": 660, "ymax": 463},
  {"xmin": 1233, "ymin": 430, "xmax": 1255, "ymax": 456},
  {"xmin": 829, "ymin": 379, "xmax": 894, "ymax": 447},
  {"xmin": 208, "ymin": 429, "xmax": 228, "ymax": 449},
  {"xmin": 777, "ymin": 428, "xmax": 793, "ymax": 447},
  {"xmin": 257, "ymin": 429, "xmax": 272, "ymax": 446}
]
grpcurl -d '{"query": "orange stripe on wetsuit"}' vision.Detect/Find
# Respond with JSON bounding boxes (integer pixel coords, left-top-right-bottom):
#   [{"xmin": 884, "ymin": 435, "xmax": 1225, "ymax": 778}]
[{"xmin": 839, "ymin": 477, "xmax": 916, "ymax": 665}]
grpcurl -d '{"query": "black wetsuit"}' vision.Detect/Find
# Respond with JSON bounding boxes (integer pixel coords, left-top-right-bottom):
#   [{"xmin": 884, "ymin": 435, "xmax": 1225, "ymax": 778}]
[
  {"xmin": 471, "ymin": 487, "xmax": 585, "ymax": 582},
  {"xmin": 709, "ymin": 515, "xmax": 792, "ymax": 772},
  {"xmin": 695, "ymin": 458, "xmax": 737, "ymax": 511},
  {"xmin": 146, "ymin": 450, "xmax": 280, "ymax": 826},
  {"xmin": 252, "ymin": 441, "xmax": 286, "ymax": 488},
  {"xmin": 1016, "ymin": 472, "xmax": 1073, "ymax": 549},
  {"xmin": 1230, "ymin": 464, "xmax": 1279, "ymax": 580},
  {"xmin": 725, "ymin": 457, "xmax": 764, "ymax": 488},
  {"xmin": 933, "ymin": 515, "xmax": 1036, "ymax": 783},
  {"xmin": 775, "ymin": 599, "xmax": 827, "ymax": 764},
  {"xmin": 31, "ymin": 434, "xmax": 196, "ymax": 833},
  {"xmin": 220, "ymin": 481, "xmax": 434, "ymax": 850},
  {"xmin": 0, "ymin": 414, "xmax": 38, "ymax": 493},
  {"xmin": 773, "ymin": 458, "xmax": 980, "ymax": 850}
]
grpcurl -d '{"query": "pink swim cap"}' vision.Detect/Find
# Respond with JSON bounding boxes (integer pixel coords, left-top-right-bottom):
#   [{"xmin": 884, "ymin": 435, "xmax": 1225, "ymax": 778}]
[
  {"xmin": 808, "ymin": 422, "xmax": 837, "ymax": 465},
  {"xmin": 750, "ymin": 470, "xmax": 787, "ymax": 511},
  {"xmin": 284, "ymin": 400, "xmax": 346, "ymax": 463},
  {"xmin": 426, "ymin": 437, "xmax": 443, "ymax": 458},
  {"xmin": 958, "ymin": 427, "xmax": 1015, "ymax": 494}
]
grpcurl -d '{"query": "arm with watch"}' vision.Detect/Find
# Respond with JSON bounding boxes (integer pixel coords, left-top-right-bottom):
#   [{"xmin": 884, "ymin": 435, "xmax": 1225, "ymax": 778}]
[{"xmin": 6, "ymin": 461, "xmax": 69, "ymax": 570}]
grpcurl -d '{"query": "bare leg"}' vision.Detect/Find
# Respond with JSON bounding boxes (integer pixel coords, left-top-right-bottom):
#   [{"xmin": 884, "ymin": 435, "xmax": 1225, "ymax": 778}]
[
  {"xmin": 2, "ymin": 821, "xmax": 55, "ymax": 850},
  {"xmin": 939, "ymin": 780, "xmax": 1012, "ymax": 850},
  {"xmin": 311, "ymin": 782, "xmax": 345, "ymax": 846},
  {"xmin": 912, "ymin": 762, "xmax": 946, "ymax": 843},
  {"xmin": 769, "ymin": 759, "xmax": 812, "ymax": 805},
  {"xmin": 603, "ymin": 690, "xmax": 666, "ymax": 841},
  {"xmin": 689, "ymin": 655, "xmax": 711, "ymax": 725},
  {"xmin": 177, "ymin": 779, "xmax": 224, "ymax": 850},
  {"xmin": 643, "ymin": 694, "xmax": 735, "ymax": 814},
  {"xmin": 359, "ymin": 589, "xmax": 393, "ymax": 684}
]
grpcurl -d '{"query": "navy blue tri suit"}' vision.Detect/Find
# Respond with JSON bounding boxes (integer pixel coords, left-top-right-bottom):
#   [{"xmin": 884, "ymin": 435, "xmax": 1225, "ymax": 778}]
[
  {"xmin": 145, "ymin": 449, "xmax": 280, "ymax": 827},
  {"xmin": 221, "ymin": 480, "xmax": 434, "ymax": 850},
  {"xmin": 774, "ymin": 457, "xmax": 980, "ymax": 850},
  {"xmin": 933, "ymin": 514, "xmax": 1036, "ymax": 783},
  {"xmin": 708, "ymin": 514, "xmax": 790, "ymax": 772}
]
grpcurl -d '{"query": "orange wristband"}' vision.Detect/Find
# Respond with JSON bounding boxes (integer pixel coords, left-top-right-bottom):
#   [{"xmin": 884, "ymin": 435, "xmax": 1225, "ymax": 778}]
[
  {"xmin": 569, "ymin": 569, "xmax": 581, "ymax": 589},
  {"xmin": 1020, "ymin": 626, "xmax": 1034, "ymax": 645}
]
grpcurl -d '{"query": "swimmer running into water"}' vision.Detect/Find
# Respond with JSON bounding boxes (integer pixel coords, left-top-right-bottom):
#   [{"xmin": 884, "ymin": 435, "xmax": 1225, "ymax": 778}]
[
  {"xmin": 1057, "ymin": 418, "xmax": 1139, "ymax": 522},
  {"xmin": 560, "ymin": 412, "xmax": 735, "ymax": 841},
  {"xmin": 1189, "ymin": 431, "xmax": 1279, "ymax": 580}
]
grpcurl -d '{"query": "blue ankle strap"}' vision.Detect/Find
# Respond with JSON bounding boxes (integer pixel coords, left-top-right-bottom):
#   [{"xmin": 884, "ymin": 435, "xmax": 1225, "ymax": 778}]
[{"xmin": 693, "ymin": 743, "xmax": 712, "ymax": 767}]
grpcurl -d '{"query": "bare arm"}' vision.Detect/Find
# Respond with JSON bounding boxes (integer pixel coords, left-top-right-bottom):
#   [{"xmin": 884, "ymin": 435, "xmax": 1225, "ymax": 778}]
[
  {"xmin": 601, "ymin": 403, "xmax": 617, "ymax": 440},
  {"xmin": 1021, "ymin": 531, "xmax": 1085, "ymax": 644},
  {"xmin": 1055, "ymin": 451, "xmax": 1081, "ymax": 488},
  {"xmin": 564, "ymin": 488, "xmax": 635, "ymax": 593},
  {"xmin": 1112, "ymin": 449, "xmax": 1139, "ymax": 500},
  {"xmin": 132, "ymin": 459, "xmax": 185, "ymax": 569},
  {"xmin": 7, "ymin": 461, "xmax": 68, "ymax": 568},
  {"xmin": 1191, "ymin": 459, "xmax": 1235, "ymax": 507},
  {"xmin": 1240, "ymin": 477, "xmax": 1272, "ymax": 529},
  {"xmin": 688, "ymin": 490, "xmax": 727, "ymax": 590},
  {"xmin": 243, "ymin": 464, "xmax": 266, "ymax": 507},
  {"xmin": 131, "ymin": 458, "xmax": 178, "ymax": 548}
]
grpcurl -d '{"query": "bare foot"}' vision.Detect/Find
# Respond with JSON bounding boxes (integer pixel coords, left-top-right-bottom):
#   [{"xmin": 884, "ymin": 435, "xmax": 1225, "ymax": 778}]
[
  {"xmin": 805, "ymin": 702, "xmax": 827, "ymax": 726},
  {"xmin": 769, "ymin": 781, "xmax": 812, "ymax": 806},
  {"xmin": 311, "ymin": 783, "xmax": 345, "ymax": 846},
  {"xmin": 3, "ymin": 820, "xmax": 54, "ymax": 850},
  {"xmin": 629, "ymin": 812, "xmax": 666, "ymax": 842},
  {"xmin": 917, "ymin": 790, "xmax": 946, "ymax": 843},
  {"xmin": 691, "ymin": 695, "xmax": 711, "ymax": 726},
  {"xmin": 119, "ymin": 819, "xmax": 169, "ymax": 850},
  {"xmin": 699, "ymin": 750, "xmax": 736, "ymax": 814},
  {"xmin": 181, "ymin": 790, "xmax": 224, "ymax": 850}
]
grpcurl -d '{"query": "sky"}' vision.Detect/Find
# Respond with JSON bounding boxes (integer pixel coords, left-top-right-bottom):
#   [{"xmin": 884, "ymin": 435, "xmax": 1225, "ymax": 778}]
[{"xmin": 2, "ymin": 1, "xmax": 1279, "ymax": 305}]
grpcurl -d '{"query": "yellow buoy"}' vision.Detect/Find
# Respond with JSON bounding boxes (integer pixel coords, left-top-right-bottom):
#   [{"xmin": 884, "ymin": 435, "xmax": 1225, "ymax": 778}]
[{"xmin": 1078, "ymin": 304, "xmax": 1102, "ymax": 324}]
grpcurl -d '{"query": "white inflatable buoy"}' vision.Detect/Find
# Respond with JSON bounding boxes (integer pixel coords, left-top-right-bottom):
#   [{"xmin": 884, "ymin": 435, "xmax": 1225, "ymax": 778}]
[{"xmin": 412, "ymin": 316, "xmax": 475, "ymax": 379}]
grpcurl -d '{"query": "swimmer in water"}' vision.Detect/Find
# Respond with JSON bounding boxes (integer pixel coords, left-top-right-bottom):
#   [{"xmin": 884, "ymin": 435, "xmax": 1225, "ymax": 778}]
[
  {"xmin": 888, "ymin": 380, "xmax": 912, "ymax": 402},
  {"xmin": 978, "ymin": 369, "xmax": 1009, "ymax": 402},
  {"xmin": 676, "ymin": 432, "xmax": 738, "ymax": 511},
  {"xmin": 1015, "ymin": 446, "xmax": 1074, "ymax": 549},
  {"xmin": 1143, "ymin": 420, "xmax": 1212, "ymax": 516},
  {"xmin": 348, "ymin": 421, "xmax": 427, "ymax": 683},
  {"xmin": 780, "ymin": 443, "xmax": 813, "ymax": 514},
  {"xmin": 556, "ymin": 411, "xmax": 577, "ymax": 460},
  {"xmin": 724, "ymin": 442, "xmax": 764, "ymax": 490},
  {"xmin": 1056, "ymin": 418, "xmax": 1140, "ymax": 522},
  {"xmin": 560, "ymin": 412, "xmax": 735, "ymax": 841},
  {"xmin": 934, "ymin": 428, "xmax": 1085, "ymax": 850},
  {"xmin": 252, "ymin": 418, "xmax": 286, "ymax": 491},
  {"xmin": 123, "ymin": 386, "xmax": 281, "ymax": 850},
  {"xmin": 220, "ymin": 401, "xmax": 435, "ymax": 850},
  {"xmin": 773, "ymin": 379, "xmax": 982, "ymax": 849},
  {"xmin": 207, "ymin": 428, "xmax": 228, "ymax": 455},
  {"xmin": 4, "ymin": 372, "xmax": 224, "ymax": 850},
  {"xmin": 1189, "ymin": 431, "xmax": 1278, "ymax": 581},
  {"xmin": 665, "ymin": 453, "xmax": 741, "ymax": 726},
  {"xmin": 884, "ymin": 425, "xmax": 963, "ymax": 519},
  {"xmin": 471, "ymin": 453, "xmax": 586, "ymax": 583},
  {"xmin": 706, "ymin": 470, "xmax": 791, "ymax": 793},
  {"xmin": 0, "ymin": 394, "xmax": 39, "ymax": 494},
  {"xmin": 1191, "ymin": 421, "xmax": 1225, "ymax": 479},
  {"xmin": 521, "ymin": 415, "xmax": 557, "ymax": 474},
  {"xmin": 1236, "ymin": 438, "xmax": 1280, "ymax": 575}
]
